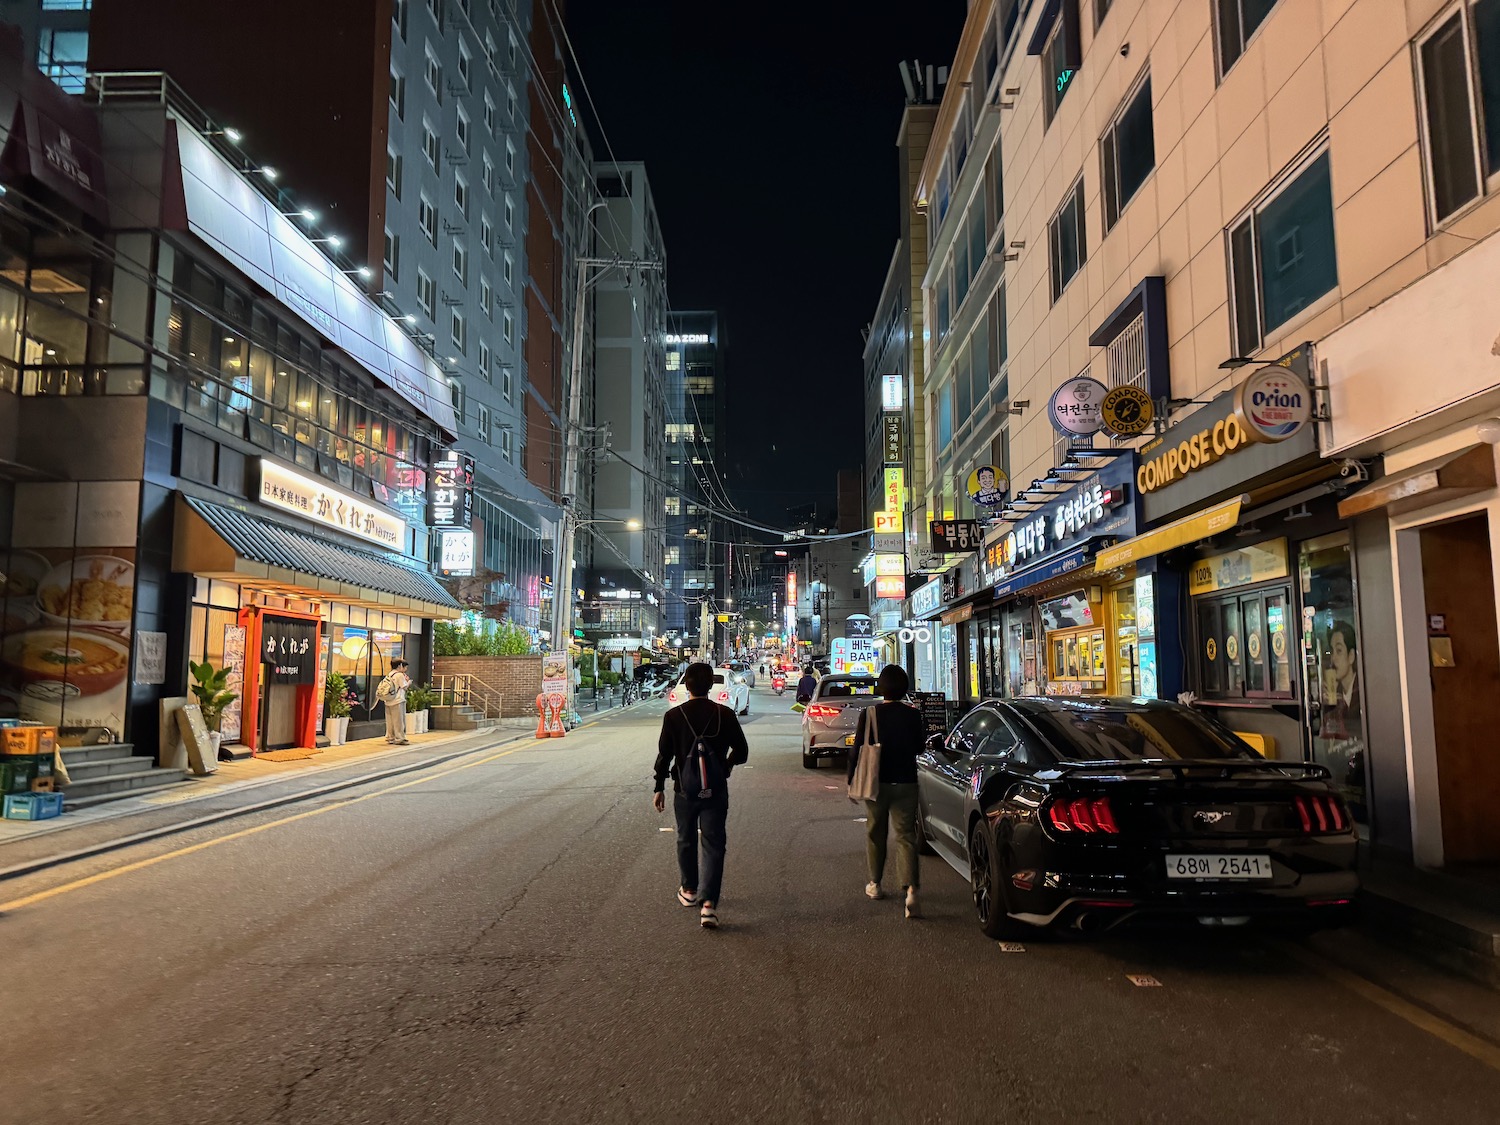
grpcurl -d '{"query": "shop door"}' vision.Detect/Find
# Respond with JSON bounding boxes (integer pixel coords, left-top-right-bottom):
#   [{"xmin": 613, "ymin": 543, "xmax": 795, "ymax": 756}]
[{"xmin": 1420, "ymin": 516, "xmax": 1500, "ymax": 864}]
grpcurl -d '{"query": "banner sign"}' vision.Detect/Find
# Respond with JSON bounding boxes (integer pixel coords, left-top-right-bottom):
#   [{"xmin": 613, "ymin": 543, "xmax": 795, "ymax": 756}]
[
  {"xmin": 261, "ymin": 615, "xmax": 318, "ymax": 684},
  {"xmin": 930, "ymin": 519, "xmax": 984, "ymax": 553},
  {"xmin": 427, "ymin": 448, "xmax": 476, "ymax": 529},
  {"xmin": 882, "ymin": 412, "xmax": 904, "ymax": 465},
  {"xmin": 437, "ymin": 528, "xmax": 476, "ymax": 576},
  {"xmin": 1047, "ymin": 375, "xmax": 1108, "ymax": 436},
  {"xmin": 1189, "ymin": 538, "xmax": 1290, "ymax": 595},
  {"xmin": 966, "ymin": 465, "xmax": 1008, "ymax": 506}
]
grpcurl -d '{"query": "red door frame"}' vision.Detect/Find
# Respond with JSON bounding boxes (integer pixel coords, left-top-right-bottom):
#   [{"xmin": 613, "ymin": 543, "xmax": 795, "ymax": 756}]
[{"xmin": 240, "ymin": 605, "xmax": 323, "ymax": 753}]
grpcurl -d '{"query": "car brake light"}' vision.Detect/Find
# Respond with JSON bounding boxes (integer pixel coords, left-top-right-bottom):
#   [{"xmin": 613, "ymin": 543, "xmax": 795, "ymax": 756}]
[
  {"xmin": 717, "ymin": 691, "xmax": 729, "ymax": 702},
  {"xmin": 806, "ymin": 704, "xmax": 840, "ymax": 718},
  {"xmin": 1293, "ymin": 795, "xmax": 1348, "ymax": 834},
  {"xmin": 1046, "ymin": 796, "xmax": 1119, "ymax": 835}
]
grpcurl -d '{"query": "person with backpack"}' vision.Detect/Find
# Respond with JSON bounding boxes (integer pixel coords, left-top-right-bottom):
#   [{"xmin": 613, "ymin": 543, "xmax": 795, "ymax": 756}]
[
  {"xmin": 652, "ymin": 662, "xmax": 750, "ymax": 929},
  {"xmin": 375, "ymin": 659, "xmax": 411, "ymax": 745}
]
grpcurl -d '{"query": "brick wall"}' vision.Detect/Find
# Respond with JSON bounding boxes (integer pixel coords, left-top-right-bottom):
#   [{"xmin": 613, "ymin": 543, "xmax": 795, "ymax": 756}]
[{"xmin": 433, "ymin": 656, "xmax": 544, "ymax": 718}]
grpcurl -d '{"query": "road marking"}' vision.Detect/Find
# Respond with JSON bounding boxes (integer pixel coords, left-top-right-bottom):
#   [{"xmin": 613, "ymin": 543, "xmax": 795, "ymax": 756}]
[
  {"xmin": 658, "ymin": 827, "xmax": 674, "ymax": 833},
  {"xmin": 1277, "ymin": 941, "xmax": 1500, "ymax": 1073},
  {"xmin": 998, "ymin": 942, "xmax": 1026, "ymax": 953},
  {"xmin": 853, "ymin": 817, "xmax": 868, "ymax": 823},
  {"xmin": 0, "ymin": 743, "xmax": 532, "ymax": 914},
  {"xmin": 1127, "ymin": 974, "xmax": 1162, "ymax": 988},
  {"xmin": 823, "ymin": 785, "xmax": 838, "ymax": 790}
]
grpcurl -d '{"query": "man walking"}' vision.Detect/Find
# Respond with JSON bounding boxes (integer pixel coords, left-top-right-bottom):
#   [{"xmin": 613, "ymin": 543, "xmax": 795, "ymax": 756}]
[
  {"xmin": 653, "ymin": 662, "xmax": 750, "ymax": 929},
  {"xmin": 378, "ymin": 659, "xmax": 411, "ymax": 745}
]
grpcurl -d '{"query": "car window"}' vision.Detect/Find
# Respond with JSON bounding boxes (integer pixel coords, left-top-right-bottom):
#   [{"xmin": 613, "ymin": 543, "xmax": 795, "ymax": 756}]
[
  {"xmin": 949, "ymin": 707, "xmax": 1003, "ymax": 756},
  {"xmin": 713, "ymin": 674, "xmax": 726, "ymax": 684},
  {"xmin": 817, "ymin": 679, "xmax": 875, "ymax": 698},
  {"xmin": 1017, "ymin": 703, "xmax": 1262, "ymax": 763}
]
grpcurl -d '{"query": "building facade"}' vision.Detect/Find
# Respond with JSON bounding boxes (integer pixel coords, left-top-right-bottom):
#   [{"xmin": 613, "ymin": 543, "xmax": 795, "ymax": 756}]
[
  {"xmin": 0, "ymin": 54, "xmax": 459, "ymax": 762},
  {"xmin": 908, "ymin": 0, "xmax": 1500, "ymax": 865}
]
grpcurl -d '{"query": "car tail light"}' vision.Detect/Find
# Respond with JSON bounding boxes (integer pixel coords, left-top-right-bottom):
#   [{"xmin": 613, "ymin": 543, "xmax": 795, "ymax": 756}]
[
  {"xmin": 1046, "ymin": 796, "xmax": 1120, "ymax": 835},
  {"xmin": 805, "ymin": 704, "xmax": 840, "ymax": 719},
  {"xmin": 717, "ymin": 691, "xmax": 730, "ymax": 703},
  {"xmin": 1293, "ymin": 795, "xmax": 1348, "ymax": 834}
]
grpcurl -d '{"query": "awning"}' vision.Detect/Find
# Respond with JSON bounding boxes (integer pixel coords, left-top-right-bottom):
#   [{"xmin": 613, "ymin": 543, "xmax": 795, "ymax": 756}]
[
  {"xmin": 1338, "ymin": 444, "xmax": 1496, "ymax": 519},
  {"xmin": 1093, "ymin": 495, "xmax": 1246, "ymax": 571},
  {"xmin": 990, "ymin": 544, "xmax": 1093, "ymax": 601},
  {"xmin": 174, "ymin": 496, "xmax": 461, "ymax": 619}
]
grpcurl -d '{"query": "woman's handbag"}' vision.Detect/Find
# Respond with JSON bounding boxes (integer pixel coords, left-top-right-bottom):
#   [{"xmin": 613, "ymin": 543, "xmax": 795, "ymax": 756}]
[{"xmin": 848, "ymin": 705, "xmax": 882, "ymax": 802}]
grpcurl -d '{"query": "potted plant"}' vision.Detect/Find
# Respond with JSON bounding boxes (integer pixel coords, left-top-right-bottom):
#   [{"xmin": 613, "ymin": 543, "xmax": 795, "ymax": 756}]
[
  {"xmin": 324, "ymin": 671, "xmax": 357, "ymax": 745},
  {"xmin": 189, "ymin": 660, "xmax": 239, "ymax": 758},
  {"xmin": 406, "ymin": 683, "xmax": 434, "ymax": 734}
]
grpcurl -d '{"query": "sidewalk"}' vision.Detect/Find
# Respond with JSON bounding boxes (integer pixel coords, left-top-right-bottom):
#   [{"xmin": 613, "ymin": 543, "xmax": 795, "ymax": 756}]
[
  {"xmin": 0, "ymin": 699, "xmax": 642, "ymax": 878},
  {"xmin": 1358, "ymin": 855, "xmax": 1500, "ymax": 990}
]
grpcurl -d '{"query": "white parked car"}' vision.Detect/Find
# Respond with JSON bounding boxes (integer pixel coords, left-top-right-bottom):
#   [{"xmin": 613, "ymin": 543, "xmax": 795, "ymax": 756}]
[{"xmin": 666, "ymin": 667, "xmax": 751, "ymax": 715}]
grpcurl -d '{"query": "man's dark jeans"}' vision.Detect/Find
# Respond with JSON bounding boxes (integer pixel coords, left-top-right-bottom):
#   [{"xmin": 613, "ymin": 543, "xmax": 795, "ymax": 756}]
[{"xmin": 674, "ymin": 792, "xmax": 728, "ymax": 904}]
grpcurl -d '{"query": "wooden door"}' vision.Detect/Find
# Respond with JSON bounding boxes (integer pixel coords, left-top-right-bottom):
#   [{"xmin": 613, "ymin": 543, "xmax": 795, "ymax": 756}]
[{"xmin": 1421, "ymin": 516, "xmax": 1500, "ymax": 863}]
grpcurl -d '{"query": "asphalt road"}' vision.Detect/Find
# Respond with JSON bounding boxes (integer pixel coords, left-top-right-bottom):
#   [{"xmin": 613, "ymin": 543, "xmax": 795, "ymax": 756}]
[{"xmin": 4, "ymin": 683, "xmax": 1499, "ymax": 1124}]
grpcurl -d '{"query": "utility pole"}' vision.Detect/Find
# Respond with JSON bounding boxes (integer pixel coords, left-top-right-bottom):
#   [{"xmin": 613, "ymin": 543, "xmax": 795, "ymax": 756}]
[{"xmin": 550, "ymin": 238, "xmax": 664, "ymax": 695}]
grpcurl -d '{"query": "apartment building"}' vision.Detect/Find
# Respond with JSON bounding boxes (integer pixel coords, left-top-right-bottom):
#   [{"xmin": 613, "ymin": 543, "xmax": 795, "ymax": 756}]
[{"xmin": 909, "ymin": 0, "xmax": 1500, "ymax": 865}]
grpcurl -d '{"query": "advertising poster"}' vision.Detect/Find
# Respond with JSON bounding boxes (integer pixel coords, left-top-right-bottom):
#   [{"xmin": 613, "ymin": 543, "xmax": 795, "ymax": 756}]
[
  {"xmin": 221, "ymin": 624, "xmax": 247, "ymax": 743},
  {"xmin": 542, "ymin": 651, "xmax": 569, "ymax": 697},
  {"xmin": 1, "ymin": 481, "xmax": 140, "ymax": 745}
]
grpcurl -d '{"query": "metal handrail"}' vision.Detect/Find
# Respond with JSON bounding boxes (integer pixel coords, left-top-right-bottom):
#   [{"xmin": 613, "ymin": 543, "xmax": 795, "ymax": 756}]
[{"xmin": 434, "ymin": 673, "xmax": 504, "ymax": 719}]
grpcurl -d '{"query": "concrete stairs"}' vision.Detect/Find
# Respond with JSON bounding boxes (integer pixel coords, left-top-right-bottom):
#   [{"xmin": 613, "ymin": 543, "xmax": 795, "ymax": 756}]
[
  {"xmin": 431, "ymin": 704, "xmax": 503, "ymax": 733},
  {"xmin": 59, "ymin": 743, "xmax": 189, "ymax": 809}
]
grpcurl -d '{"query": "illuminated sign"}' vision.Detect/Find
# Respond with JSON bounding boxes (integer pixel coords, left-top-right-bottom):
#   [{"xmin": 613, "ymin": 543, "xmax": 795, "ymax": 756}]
[
  {"xmin": 786, "ymin": 571, "xmax": 797, "ymax": 607},
  {"xmin": 882, "ymin": 411, "xmax": 904, "ymax": 465},
  {"xmin": 561, "ymin": 82, "xmax": 577, "ymax": 127},
  {"xmin": 876, "ymin": 575, "xmax": 906, "ymax": 599},
  {"xmin": 1136, "ymin": 414, "xmax": 1252, "ymax": 493},
  {"xmin": 259, "ymin": 459, "xmax": 405, "ymax": 549},
  {"xmin": 881, "ymin": 373, "xmax": 903, "ymax": 412},
  {"xmin": 875, "ymin": 554, "xmax": 905, "ymax": 576},
  {"xmin": 427, "ymin": 448, "xmax": 475, "ymax": 528},
  {"xmin": 980, "ymin": 458, "xmax": 1137, "ymax": 586},
  {"xmin": 664, "ymin": 333, "xmax": 709, "ymax": 345},
  {"xmin": 437, "ymin": 529, "xmax": 476, "ymax": 576},
  {"xmin": 910, "ymin": 577, "xmax": 943, "ymax": 618}
]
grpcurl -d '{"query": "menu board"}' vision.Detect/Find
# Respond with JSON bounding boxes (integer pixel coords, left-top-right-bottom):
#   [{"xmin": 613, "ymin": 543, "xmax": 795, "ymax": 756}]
[{"xmin": 910, "ymin": 691, "xmax": 949, "ymax": 739}]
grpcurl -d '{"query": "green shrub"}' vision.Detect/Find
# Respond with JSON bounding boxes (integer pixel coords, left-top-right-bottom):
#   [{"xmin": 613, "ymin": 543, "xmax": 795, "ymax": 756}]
[
  {"xmin": 406, "ymin": 684, "xmax": 437, "ymax": 712},
  {"xmin": 434, "ymin": 619, "xmax": 536, "ymax": 656},
  {"xmin": 189, "ymin": 660, "xmax": 239, "ymax": 733}
]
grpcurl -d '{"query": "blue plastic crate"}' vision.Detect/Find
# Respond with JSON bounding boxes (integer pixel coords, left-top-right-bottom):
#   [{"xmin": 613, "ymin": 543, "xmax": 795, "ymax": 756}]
[{"xmin": 3, "ymin": 791, "xmax": 63, "ymax": 820}]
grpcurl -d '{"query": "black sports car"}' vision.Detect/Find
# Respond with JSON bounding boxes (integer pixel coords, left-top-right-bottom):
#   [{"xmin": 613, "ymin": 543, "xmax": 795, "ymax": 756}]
[{"xmin": 917, "ymin": 697, "xmax": 1359, "ymax": 937}]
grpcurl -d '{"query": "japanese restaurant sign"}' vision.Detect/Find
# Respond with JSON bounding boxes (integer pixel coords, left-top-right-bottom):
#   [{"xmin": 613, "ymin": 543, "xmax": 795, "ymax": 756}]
[
  {"xmin": 260, "ymin": 615, "xmax": 318, "ymax": 684},
  {"xmin": 427, "ymin": 448, "xmax": 476, "ymax": 529},
  {"xmin": 258, "ymin": 460, "xmax": 405, "ymax": 549}
]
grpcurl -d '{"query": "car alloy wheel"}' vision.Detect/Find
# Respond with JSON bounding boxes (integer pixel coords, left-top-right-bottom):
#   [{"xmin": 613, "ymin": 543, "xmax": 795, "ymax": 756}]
[{"xmin": 969, "ymin": 821, "xmax": 1021, "ymax": 940}]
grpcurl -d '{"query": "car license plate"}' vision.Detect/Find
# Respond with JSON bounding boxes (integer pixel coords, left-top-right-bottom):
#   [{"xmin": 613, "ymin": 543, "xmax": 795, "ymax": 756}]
[
  {"xmin": 1165, "ymin": 854, "xmax": 1273, "ymax": 880},
  {"xmin": 844, "ymin": 735, "xmax": 856, "ymax": 746}
]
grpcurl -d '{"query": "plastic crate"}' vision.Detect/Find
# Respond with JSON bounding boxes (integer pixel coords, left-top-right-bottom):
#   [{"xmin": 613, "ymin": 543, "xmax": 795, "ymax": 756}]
[
  {"xmin": 3, "ymin": 791, "xmax": 64, "ymax": 820},
  {"xmin": 0, "ymin": 757, "xmax": 37, "ymax": 794},
  {"xmin": 1, "ymin": 725, "xmax": 56, "ymax": 757}
]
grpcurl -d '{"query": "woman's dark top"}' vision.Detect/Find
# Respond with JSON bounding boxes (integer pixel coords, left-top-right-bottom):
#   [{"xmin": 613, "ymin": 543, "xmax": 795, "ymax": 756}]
[
  {"xmin": 847, "ymin": 701, "xmax": 925, "ymax": 785},
  {"xmin": 653, "ymin": 698, "xmax": 750, "ymax": 794}
]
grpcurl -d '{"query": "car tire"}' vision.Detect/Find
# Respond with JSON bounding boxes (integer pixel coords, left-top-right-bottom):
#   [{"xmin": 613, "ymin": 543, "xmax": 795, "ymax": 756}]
[
  {"xmin": 802, "ymin": 753, "xmax": 817, "ymax": 769},
  {"xmin": 969, "ymin": 820, "xmax": 1026, "ymax": 940}
]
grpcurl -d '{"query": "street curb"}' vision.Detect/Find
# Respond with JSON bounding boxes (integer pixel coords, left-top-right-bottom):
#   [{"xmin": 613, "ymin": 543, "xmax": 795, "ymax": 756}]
[
  {"xmin": 0, "ymin": 730, "xmax": 531, "ymax": 884},
  {"xmin": 0, "ymin": 698, "xmax": 647, "ymax": 884}
]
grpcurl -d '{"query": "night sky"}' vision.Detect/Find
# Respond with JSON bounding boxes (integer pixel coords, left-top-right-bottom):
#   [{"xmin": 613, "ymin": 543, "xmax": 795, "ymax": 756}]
[{"xmin": 566, "ymin": 1, "xmax": 966, "ymax": 527}]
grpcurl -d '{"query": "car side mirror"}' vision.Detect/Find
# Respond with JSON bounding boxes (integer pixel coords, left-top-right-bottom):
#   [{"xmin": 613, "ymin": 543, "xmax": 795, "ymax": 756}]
[{"xmin": 925, "ymin": 733, "xmax": 949, "ymax": 756}]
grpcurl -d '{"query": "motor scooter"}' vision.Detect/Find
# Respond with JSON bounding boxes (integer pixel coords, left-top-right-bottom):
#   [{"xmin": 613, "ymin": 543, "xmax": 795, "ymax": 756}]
[{"xmin": 771, "ymin": 673, "xmax": 787, "ymax": 696}]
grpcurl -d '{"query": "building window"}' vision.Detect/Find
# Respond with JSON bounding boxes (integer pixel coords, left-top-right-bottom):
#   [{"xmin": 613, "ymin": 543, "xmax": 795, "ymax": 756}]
[
  {"xmin": 1095, "ymin": 0, "xmax": 1113, "ymax": 25},
  {"xmin": 1049, "ymin": 177, "xmax": 1087, "ymax": 302},
  {"xmin": 455, "ymin": 174, "xmax": 469, "ymax": 217},
  {"xmin": 393, "ymin": 0, "xmax": 407, "ymax": 38},
  {"xmin": 481, "ymin": 216, "xmax": 493, "ymax": 255},
  {"xmin": 505, "ymin": 141, "xmax": 516, "ymax": 176},
  {"xmin": 1196, "ymin": 582, "xmax": 1296, "ymax": 701},
  {"xmin": 449, "ymin": 378, "xmax": 464, "ymax": 422},
  {"xmin": 37, "ymin": 29, "xmax": 88, "ymax": 93},
  {"xmin": 483, "ymin": 154, "xmax": 495, "ymax": 194},
  {"xmin": 1041, "ymin": 18, "xmax": 1077, "ymax": 128},
  {"xmin": 419, "ymin": 194, "xmax": 437, "ymax": 244},
  {"xmin": 1416, "ymin": 2, "xmax": 1500, "ymax": 225},
  {"xmin": 390, "ymin": 66, "xmax": 405, "ymax": 118},
  {"xmin": 501, "ymin": 429, "xmax": 513, "ymax": 462},
  {"xmin": 480, "ymin": 277, "xmax": 492, "ymax": 314},
  {"xmin": 503, "ymin": 251, "xmax": 514, "ymax": 287},
  {"xmin": 502, "ymin": 311, "xmax": 514, "ymax": 345},
  {"xmin": 479, "ymin": 340, "xmax": 491, "ymax": 380},
  {"xmin": 453, "ymin": 241, "xmax": 468, "ymax": 285},
  {"xmin": 665, "ymin": 496, "xmax": 681, "ymax": 515},
  {"xmin": 485, "ymin": 31, "xmax": 498, "ymax": 65},
  {"xmin": 1227, "ymin": 149, "xmax": 1338, "ymax": 355},
  {"xmin": 425, "ymin": 44, "xmax": 441, "ymax": 99},
  {"xmin": 383, "ymin": 230, "xmax": 400, "ymax": 281},
  {"xmin": 457, "ymin": 39, "xmax": 472, "ymax": 87},
  {"xmin": 504, "ymin": 197, "xmax": 514, "ymax": 230},
  {"xmin": 386, "ymin": 147, "xmax": 403, "ymax": 198},
  {"xmin": 477, "ymin": 403, "xmax": 490, "ymax": 443},
  {"xmin": 1217, "ymin": 0, "xmax": 1282, "ymax": 77},
  {"xmin": 665, "ymin": 546, "xmax": 681, "ymax": 566},
  {"xmin": 422, "ymin": 119, "xmax": 439, "ymax": 168},
  {"xmin": 456, "ymin": 106, "xmax": 470, "ymax": 153},
  {"xmin": 484, "ymin": 93, "xmax": 496, "ymax": 133},
  {"xmin": 508, "ymin": 30, "xmax": 518, "ymax": 71},
  {"xmin": 502, "ymin": 366, "xmax": 512, "ymax": 402},
  {"xmin": 508, "ymin": 83, "xmax": 518, "ymax": 119},
  {"xmin": 417, "ymin": 269, "xmax": 436, "ymax": 318},
  {"xmin": 1102, "ymin": 73, "xmax": 1155, "ymax": 233}
]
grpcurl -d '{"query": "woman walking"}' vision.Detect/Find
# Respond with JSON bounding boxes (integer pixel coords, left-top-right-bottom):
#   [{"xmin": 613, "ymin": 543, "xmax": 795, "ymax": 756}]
[{"xmin": 848, "ymin": 664, "xmax": 926, "ymax": 918}]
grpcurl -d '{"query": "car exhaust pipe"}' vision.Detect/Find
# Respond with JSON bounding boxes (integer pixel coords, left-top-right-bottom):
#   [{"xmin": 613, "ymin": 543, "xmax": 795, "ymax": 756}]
[{"xmin": 1073, "ymin": 912, "xmax": 1105, "ymax": 934}]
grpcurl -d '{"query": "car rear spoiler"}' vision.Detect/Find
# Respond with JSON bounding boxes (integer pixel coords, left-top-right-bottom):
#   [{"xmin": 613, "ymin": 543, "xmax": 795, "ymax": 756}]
[{"xmin": 1042, "ymin": 760, "xmax": 1333, "ymax": 782}]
